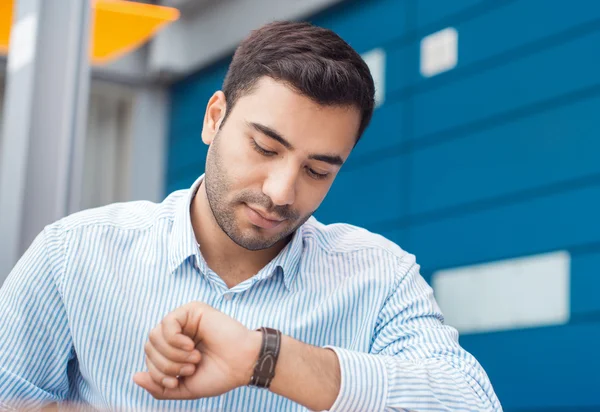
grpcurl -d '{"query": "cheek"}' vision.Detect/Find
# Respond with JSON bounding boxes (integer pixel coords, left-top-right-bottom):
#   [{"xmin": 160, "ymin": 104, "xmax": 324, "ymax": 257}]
[{"xmin": 221, "ymin": 141, "xmax": 271, "ymax": 196}]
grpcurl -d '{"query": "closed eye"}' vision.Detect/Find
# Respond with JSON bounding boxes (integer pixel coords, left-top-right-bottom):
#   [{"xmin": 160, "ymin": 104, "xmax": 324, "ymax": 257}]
[
  {"xmin": 306, "ymin": 167, "xmax": 329, "ymax": 180},
  {"xmin": 251, "ymin": 139, "xmax": 277, "ymax": 157}
]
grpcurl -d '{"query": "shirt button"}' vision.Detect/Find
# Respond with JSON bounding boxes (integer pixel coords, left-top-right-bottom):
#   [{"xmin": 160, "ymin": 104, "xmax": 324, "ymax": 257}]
[{"xmin": 223, "ymin": 293, "xmax": 233, "ymax": 301}]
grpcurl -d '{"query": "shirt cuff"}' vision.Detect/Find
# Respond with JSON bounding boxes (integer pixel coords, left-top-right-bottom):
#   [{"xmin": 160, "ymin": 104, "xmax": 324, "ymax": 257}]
[{"xmin": 323, "ymin": 346, "xmax": 388, "ymax": 412}]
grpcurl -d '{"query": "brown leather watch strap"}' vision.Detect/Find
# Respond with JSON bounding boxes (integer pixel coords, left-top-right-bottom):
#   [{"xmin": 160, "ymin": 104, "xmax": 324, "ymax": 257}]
[{"xmin": 249, "ymin": 327, "xmax": 282, "ymax": 389}]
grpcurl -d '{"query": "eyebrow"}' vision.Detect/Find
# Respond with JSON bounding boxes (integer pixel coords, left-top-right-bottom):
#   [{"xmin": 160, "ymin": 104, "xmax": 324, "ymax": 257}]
[
  {"xmin": 247, "ymin": 121, "xmax": 345, "ymax": 166},
  {"xmin": 309, "ymin": 153, "xmax": 344, "ymax": 166},
  {"xmin": 248, "ymin": 122, "xmax": 292, "ymax": 149}
]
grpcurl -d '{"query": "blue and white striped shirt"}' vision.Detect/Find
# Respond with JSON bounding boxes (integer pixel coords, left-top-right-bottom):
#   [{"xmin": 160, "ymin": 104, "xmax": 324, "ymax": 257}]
[{"xmin": 0, "ymin": 176, "xmax": 501, "ymax": 411}]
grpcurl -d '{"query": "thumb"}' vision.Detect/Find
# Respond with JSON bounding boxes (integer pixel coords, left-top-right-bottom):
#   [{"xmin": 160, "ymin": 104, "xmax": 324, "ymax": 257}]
[{"xmin": 163, "ymin": 303, "xmax": 206, "ymax": 348}]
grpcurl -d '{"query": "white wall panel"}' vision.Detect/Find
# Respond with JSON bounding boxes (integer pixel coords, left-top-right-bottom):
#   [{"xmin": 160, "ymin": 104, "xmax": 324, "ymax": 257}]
[{"xmin": 432, "ymin": 251, "xmax": 571, "ymax": 334}]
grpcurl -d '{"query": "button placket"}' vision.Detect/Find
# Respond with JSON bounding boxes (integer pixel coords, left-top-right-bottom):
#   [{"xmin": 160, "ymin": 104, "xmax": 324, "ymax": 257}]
[{"xmin": 221, "ymin": 291, "xmax": 241, "ymax": 318}]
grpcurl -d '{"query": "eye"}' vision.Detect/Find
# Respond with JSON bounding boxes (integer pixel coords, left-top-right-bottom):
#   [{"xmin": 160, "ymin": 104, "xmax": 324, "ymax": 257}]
[
  {"xmin": 306, "ymin": 167, "xmax": 329, "ymax": 180},
  {"xmin": 251, "ymin": 139, "xmax": 277, "ymax": 157}
]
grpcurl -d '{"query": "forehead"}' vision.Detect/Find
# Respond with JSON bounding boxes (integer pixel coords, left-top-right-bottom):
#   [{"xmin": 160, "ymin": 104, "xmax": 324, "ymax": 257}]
[{"xmin": 229, "ymin": 77, "xmax": 361, "ymax": 157}]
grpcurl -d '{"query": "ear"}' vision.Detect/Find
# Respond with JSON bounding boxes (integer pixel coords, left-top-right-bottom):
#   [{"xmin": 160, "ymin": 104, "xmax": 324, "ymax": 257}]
[{"xmin": 201, "ymin": 91, "xmax": 227, "ymax": 145}]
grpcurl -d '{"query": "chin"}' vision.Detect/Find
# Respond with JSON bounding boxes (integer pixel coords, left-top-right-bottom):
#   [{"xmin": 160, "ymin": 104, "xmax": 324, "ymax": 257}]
[{"xmin": 236, "ymin": 225, "xmax": 289, "ymax": 249}]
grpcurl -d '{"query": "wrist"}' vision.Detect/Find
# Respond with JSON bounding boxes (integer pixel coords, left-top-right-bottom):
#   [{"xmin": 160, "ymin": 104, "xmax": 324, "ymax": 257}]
[
  {"xmin": 241, "ymin": 330, "xmax": 263, "ymax": 387},
  {"xmin": 268, "ymin": 337, "xmax": 341, "ymax": 411},
  {"xmin": 324, "ymin": 347, "xmax": 341, "ymax": 394}
]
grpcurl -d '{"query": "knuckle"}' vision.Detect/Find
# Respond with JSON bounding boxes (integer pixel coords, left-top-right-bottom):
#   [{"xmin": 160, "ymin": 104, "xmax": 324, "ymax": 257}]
[
  {"xmin": 153, "ymin": 358, "xmax": 169, "ymax": 373},
  {"xmin": 162, "ymin": 314, "xmax": 175, "ymax": 328},
  {"xmin": 151, "ymin": 372, "xmax": 166, "ymax": 386},
  {"xmin": 188, "ymin": 301, "xmax": 204, "ymax": 313},
  {"xmin": 166, "ymin": 333, "xmax": 179, "ymax": 346},
  {"xmin": 175, "ymin": 350, "xmax": 189, "ymax": 362},
  {"xmin": 147, "ymin": 361, "xmax": 164, "ymax": 380},
  {"xmin": 155, "ymin": 356, "xmax": 178, "ymax": 376},
  {"xmin": 148, "ymin": 364, "xmax": 161, "ymax": 377},
  {"xmin": 149, "ymin": 372, "xmax": 163, "ymax": 385}
]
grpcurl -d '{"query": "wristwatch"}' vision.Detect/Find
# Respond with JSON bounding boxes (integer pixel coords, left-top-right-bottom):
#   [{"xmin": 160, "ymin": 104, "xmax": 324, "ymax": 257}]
[{"xmin": 248, "ymin": 326, "xmax": 282, "ymax": 389}]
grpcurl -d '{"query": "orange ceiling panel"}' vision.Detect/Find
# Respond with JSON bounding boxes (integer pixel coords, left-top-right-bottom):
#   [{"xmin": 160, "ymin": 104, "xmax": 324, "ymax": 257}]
[{"xmin": 0, "ymin": 0, "xmax": 180, "ymax": 65}]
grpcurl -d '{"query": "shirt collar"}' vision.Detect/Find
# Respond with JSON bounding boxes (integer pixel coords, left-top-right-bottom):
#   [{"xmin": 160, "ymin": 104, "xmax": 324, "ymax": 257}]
[
  {"xmin": 251, "ymin": 221, "xmax": 304, "ymax": 291},
  {"xmin": 167, "ymin": 175, "xmax": 304, "ymax": 291},
  {"xmin": 167, "ymin": 175, "xmax": 204, "ymax": 275}
]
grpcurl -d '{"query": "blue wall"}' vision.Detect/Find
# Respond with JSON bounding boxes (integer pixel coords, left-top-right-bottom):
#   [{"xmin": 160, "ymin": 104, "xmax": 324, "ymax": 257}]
[{"xmin": 167, "ymin": 1, "xmax": 600, "ymax": 410}]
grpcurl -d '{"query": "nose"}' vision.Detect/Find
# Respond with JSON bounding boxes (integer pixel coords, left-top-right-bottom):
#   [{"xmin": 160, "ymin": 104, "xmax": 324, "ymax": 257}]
[{"xmin": 262, "ymin": 165, "xmax": 297, "ymax": 207}]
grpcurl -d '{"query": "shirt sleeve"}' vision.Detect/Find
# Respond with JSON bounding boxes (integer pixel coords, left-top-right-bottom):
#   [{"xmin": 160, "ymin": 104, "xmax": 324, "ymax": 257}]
[
  {"xmin": 325, "ymin": 253, "xmax": 502, "ymax": 412},
  {"xmin": 0, "ymin": 225, "xmax": 74, "ymax": 410}
]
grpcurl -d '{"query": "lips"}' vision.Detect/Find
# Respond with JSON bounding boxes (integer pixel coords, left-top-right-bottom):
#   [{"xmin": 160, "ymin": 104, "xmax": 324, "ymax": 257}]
[{"xmin": 244, "ymin": 204, "xmax": 285, "ymax": 230}]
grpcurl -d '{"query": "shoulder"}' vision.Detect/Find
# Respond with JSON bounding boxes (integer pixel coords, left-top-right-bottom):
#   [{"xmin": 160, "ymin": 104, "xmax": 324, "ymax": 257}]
[
  {"xmin": 298, "ymin": 217, "xmax": 419, "ymax": 289},
  {"xmin": 46, "ymin": 189, "xmax": 189, "ymax": 237},
  {"xmin": 301, "ymin": 216, "xmax": 412, "ymax": 263}
]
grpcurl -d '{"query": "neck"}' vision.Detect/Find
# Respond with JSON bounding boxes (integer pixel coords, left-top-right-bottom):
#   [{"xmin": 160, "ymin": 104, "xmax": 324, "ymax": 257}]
[{"xmin": 191, "ymin": 182, "xmax": 288, "ymax": 287}]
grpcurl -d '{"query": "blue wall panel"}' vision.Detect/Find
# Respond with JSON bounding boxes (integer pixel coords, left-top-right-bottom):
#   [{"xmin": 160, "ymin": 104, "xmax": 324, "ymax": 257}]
[
  {"xmin": 168, "ymin": 129, "xmax": 206, "ymax": 174},
  {"xmin": 167, "ymin": 64, "xmax": 228, "ymax": 191},
  {"xmin": 410, "ymin": 92, "xmax": 600, "ymax": 215},
  {"xmin": 415, "ymin": 0, "xmax": 491, "ymax": 30},
  {"xmin": 351, "ymin": 99, "xmax": 406, "ymax": 157},
  {"xmin": 460, "ymin": 323, "xmax": 600, "ymax": 410},
  {"xmin": 413, "ymin": 28, "xmax": 600, "ymax": 140},
  {"xmin": 166, "ymin": 134, "xmax": 206, "ymax": 192},
  {"xmin": 571, "ymin": 250, "xmax": 600, "ymax": 318},
  {"xmin": 422, "ymin": 1, "xmax": 600, "ymax": 73},
  {"xmin": 315, "ymin": 155, "xmax": 407, "ymax": 227},
  {"xmin": 312, "ymin": 0, "xmax": 408, "ymax": 52},
  {"xmin": 385, "ymin": 42, "xmax": 418, "ymax": 95},
  {"xmin": 169, "ymin": 65, "xmax": 229, "ymax": 139},
  {"xmin": 408, "ymin": 182, "xmax": 600, "ymax": 273}
]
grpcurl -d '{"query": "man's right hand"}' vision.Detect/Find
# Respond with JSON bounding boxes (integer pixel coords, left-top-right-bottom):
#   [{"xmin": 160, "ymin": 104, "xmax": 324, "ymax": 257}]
[{"xmin": 133, "ymin": 301, "xmax": 262, "ymax": 400}]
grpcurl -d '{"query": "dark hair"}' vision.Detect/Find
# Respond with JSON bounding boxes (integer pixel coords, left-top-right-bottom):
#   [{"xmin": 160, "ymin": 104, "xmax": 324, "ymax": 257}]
[{"xmin": 222, "ymin": 21, "xmax": 376, "ymax": 142}]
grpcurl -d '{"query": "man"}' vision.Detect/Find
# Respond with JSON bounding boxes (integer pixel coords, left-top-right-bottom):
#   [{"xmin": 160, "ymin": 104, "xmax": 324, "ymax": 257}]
[{"xmin": 0, "ymin": 21, "xmax": 501, "ymax": 411}]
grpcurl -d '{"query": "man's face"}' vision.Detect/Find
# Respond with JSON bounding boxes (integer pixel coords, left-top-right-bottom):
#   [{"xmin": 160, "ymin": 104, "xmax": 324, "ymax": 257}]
[{"xmin": 202, "ymin": 77, "xmax": 361, "ymax": 251}]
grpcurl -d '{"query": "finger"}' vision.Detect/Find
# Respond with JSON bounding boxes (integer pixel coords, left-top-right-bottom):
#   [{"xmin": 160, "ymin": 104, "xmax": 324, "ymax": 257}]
[
  {"xmin": 161, "ymin": 306, "xmax": 200, "ymax": 351},
  {"xmin": 146, "ymin": 355, "xmax": 179, "ymax": 389},
  {"xmin": 181, "ymin": 302, "xmax": 205, "ymax": 344},
  {"xmin": 149, "ymin": 325, "xmax": 202, "ymax": 364},
  {"xmin": 133, "ymin": 372, "xmax": 193, "ymax": 400},
  {"xmin": 144, "ymin": 340, "xmax": 198, "ymax": 378}
]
